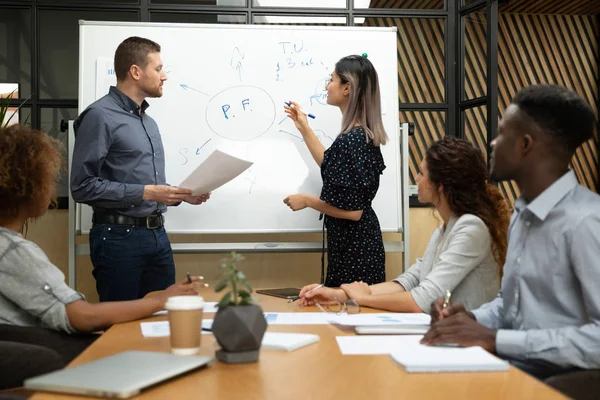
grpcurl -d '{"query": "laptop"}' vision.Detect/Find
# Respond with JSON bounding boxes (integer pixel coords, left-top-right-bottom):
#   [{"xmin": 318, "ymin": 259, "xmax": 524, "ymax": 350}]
[
  {"xmin": 355, "ymin": 324, "xmax": 430, "ymax": 335},
  {"xmin": 24, "ymin": 351, "xmax": 214, "ymax": 399}
]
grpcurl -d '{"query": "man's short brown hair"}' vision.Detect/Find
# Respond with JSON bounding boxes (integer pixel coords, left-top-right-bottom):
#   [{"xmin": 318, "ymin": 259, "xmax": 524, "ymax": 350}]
[{"xmin": 114, "ymin": 36, "xmax": 161, "ymax": 81}]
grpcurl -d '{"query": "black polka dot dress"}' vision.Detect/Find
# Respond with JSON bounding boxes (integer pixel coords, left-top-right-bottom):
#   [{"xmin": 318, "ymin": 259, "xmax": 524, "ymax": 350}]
[{"xmin": 320, "ymin": 126, "xmax": 386, "ymax": 287}]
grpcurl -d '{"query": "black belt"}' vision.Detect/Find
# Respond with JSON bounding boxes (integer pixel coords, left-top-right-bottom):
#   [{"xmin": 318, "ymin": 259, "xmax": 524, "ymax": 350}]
[{"xmin": 92, "ymin": 212, "xmax": 164, "ymax": 229}]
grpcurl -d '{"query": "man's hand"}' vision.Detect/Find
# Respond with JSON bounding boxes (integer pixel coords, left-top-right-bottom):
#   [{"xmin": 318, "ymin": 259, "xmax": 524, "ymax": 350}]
[
  {"xmin": 340, "ymin": 281, "xmax": 371, "ymax": 302},
  {"xmin": 143, "ymin": 185, "xmax": 192, "ymax": 205},
  {"xmin": 430, "ymin": 297, "xmax": 473, "ymax": 324},
  {"xmin": 156, "ymin": 276, "xmax": 203, "ymax": 307},
  {"xmin": 420, "ymin": 312, "xmax": 497, "ymax": 353},
  {"xmin": 184, "ymin": 192, "xmax": 211, "ymax": 205}
]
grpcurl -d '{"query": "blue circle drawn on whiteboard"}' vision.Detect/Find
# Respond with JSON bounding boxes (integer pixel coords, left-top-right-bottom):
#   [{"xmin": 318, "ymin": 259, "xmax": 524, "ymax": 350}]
[{"xmin": 205, "ymin": 85, "xmax": 276, "ymax": 141}]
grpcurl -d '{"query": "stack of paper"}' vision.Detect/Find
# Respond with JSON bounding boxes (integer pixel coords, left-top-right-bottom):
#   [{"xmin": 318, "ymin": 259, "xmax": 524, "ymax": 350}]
[
  {"xmin": 152, "ymin": 302, "xmax": 219, "ymax": 316},
  {"xmin": 336, "ymin": 335, "xmax": 508, "ymax": 373},
  {"xmin": 261, "ymin": 332, "xmax": 319, "ymax": 352},
  {"xmin": 391, "ymin": 345, "xmax": 509, "ymax": 373},
  {"xmin": 331, "ymin": 313, "xmax": 431, "ymax": 326},
  {"xmin": 140, "ymin": 321, "xmax": 213, "ymax": 337}
]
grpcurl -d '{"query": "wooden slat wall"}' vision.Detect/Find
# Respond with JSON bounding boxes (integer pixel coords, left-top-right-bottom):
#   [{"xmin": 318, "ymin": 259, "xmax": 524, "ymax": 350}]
[
  {"xmin": 366, "ymin": 17, "xmax": 445, "ymax": 104},
  {"xmin": 500, "ymin": 0, "xmax": 600, "ymax": 15},
  {"xmin": 463, "ymin": 10, "xmax": 488, "ymax": 170},
  {"xmin": 365, "ymin": 10, "xmax": 599, "ymax": 194},
  {"xmin": 463, "ymin": 12, "xmax": 599, "ymax": 202},
  {"xmin": 402, "ymin": 111, "xmax": 446, "ymax": 183},
  {"xmin": 364, "ymin": 17, "xmax": 445, "ymax": 183},
  {"xmin": 368, "ymin": 0, "xmax": 444, "ymax": 8},
  {"xmin": 497, "ymin": 13, "xmax": 599, "ymax": 201}
]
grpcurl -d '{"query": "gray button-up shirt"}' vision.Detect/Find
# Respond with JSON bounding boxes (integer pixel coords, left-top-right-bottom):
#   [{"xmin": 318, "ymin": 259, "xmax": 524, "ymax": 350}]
[
  {"xmin": 70, "ymin": 86, "xmax": 167, "ymax": 217},
  {"xmin": 472, "ymin": 170, "xmax": 600, "ymax": 369},
  {"xmin": 0, "ymin": 227, "xmax": 84, "ymax": 333}
]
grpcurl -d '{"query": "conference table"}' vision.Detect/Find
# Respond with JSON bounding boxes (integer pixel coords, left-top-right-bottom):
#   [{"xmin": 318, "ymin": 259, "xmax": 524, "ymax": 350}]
[{"xmin": 32, "ymin": 293, "xmax": 567, "ymax": 400}]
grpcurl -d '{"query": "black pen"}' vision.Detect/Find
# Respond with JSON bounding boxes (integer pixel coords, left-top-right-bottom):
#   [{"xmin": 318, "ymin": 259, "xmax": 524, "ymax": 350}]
[{"xmin": 187, "ymin": 272, "xmax": 192, "ymax": 284}]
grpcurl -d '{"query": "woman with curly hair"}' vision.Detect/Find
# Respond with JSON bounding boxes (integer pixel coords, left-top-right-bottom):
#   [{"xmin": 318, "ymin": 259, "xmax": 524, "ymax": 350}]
[
  {"xmin": 299, "ymin": 137, "xmax": 511, "ymax": 313},
  {"xmin": 0, "ymin": 124, "xmax": 200, "ymax": 334}
]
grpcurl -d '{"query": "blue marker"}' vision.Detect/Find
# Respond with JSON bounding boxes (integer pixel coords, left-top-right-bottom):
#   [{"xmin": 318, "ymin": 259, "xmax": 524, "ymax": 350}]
[{"xmin": 284, "ymin": 101, "xmax": 316, "ymax": 119}]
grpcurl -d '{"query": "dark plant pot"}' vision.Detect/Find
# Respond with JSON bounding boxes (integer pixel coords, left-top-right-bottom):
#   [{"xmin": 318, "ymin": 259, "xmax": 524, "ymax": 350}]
[{"xmin": 212, "ymin": 304, "xmax": 267, "ymax": 364}]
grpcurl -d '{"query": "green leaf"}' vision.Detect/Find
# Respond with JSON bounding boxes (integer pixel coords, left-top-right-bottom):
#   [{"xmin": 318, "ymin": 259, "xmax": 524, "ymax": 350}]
[
  {"xmin": 1, "ymin": 90, "xmax": 33, "ymax": 128},
  {"xmin": 214, "ymin": 280, "xmax": 228, "ymax": 292},
  {"xmin": 242, "ymin": 280, "xmax": 253, "ymax": 292},
  {"xmin": 238, "ymin": 290, "xmax": 251, "ymax": 298},
  {"xmin": 239, "ymin": 297, "xmax": 251, "ymax": 306},
  {"xmin": 218, "ymin": 291, "xmax": 232, "ymax": 307}
]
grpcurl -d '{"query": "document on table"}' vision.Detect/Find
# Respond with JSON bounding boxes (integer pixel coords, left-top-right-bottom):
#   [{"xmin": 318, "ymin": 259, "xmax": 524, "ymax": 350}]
[
  {"xmin": 152, "ymin": 302, "xmax": 219, "ymax": 316},
  {"xmin": 391, "ymin": 345, "xmax": 509, "ymax": 373},
  {"xmin": 263, "ymin": 313, "xmax": 336, "ymax": 325},
  {"xmin": 336, "ymin": 335, "xmax": 509, "ymax": 372},
  {"xmin": 336, "ymin": 335, "xmax": 424, "ymax": 355},
  {"xmin": 141, "ymin": 320, "xmax": 214, "ymax": 337},
  {"xmin": 331, "ymin": 313, "xmax": 431, "ymax": 326},
  {"xmin": 178, "ymin": 150, "xmax": 253, "ymax": 195},
  {"xmin": 262, "ymin": 332, "xmax": 320, "ymax": 352}
]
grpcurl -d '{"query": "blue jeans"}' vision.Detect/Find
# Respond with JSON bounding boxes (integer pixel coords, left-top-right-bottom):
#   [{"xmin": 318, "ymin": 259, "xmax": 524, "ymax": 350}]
[{"xmin": 89, "ymin": 224, "xmax": 176, "ymax": 302}]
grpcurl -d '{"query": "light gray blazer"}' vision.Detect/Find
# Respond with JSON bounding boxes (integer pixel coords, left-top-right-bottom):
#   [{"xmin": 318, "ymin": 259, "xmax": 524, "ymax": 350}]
[{"xmin": 393, "ymin": 214, "xmax": 500, "ymax": 314}]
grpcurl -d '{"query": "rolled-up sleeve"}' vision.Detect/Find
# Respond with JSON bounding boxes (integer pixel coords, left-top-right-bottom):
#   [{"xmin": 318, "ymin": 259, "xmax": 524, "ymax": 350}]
[
  {"xmin": 409, "ymin": 217, "xmax": 492, "ymax": 313},
  {"xmin": 0, "ymin": 241, "xmax": 84, "ymax": 333},
  {"xmin": 70, "ymin": 107, "xmax": 145, "ymax": 208},
  {"xmin": 393, "ymin": 259, "xmax": 423, "ymax": 291}
]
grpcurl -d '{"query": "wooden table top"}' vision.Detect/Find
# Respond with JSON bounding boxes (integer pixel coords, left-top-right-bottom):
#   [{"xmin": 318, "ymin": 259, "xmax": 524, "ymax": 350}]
[{"xmin": 32, "ymin": 293, "xmax": 567, "ymax": 400}]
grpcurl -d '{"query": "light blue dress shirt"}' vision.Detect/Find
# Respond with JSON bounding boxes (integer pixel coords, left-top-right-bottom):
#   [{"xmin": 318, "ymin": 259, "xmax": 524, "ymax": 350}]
[{"xmin": 472, "ymin": 170, "xmax": 600, "ymax": 369}]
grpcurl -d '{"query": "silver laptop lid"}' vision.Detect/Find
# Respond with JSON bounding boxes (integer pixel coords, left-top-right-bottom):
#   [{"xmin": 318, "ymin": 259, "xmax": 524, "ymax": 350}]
[{"xmin": 24, "ymin": 351, "xmax": 214, "ymax": 399}]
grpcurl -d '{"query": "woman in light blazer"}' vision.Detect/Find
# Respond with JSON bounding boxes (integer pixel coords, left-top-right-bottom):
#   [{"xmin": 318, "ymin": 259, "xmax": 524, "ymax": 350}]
[{"xmin": 299, "ymin": 137, "xmax": 511, "ymax": 313}]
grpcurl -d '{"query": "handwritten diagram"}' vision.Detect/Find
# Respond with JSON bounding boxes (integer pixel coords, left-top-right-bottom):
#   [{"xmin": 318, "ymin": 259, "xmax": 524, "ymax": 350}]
[
  {"xmin": 206, "ymin": 85, "xmax": 276, "ymax": 141},
  {"xmin": 95, "ymin": 38, "xmax": 339, "ymax": 195}
]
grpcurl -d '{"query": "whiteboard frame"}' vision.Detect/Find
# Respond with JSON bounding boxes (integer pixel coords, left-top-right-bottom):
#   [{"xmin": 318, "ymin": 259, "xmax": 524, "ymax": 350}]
[{"xmin": 77, "ymin": 20, "xmax": 402, "ymax": 234}]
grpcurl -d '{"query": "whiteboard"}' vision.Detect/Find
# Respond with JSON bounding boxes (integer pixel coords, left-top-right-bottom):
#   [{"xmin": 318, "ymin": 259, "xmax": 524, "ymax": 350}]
[{"xmin": 77, "ymin": 21, "xmax": 401, "ymax": 234}]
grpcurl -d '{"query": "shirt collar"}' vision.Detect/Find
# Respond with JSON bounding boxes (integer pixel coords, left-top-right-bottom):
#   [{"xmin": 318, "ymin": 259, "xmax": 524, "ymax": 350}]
[
  {"xmin": 109, "ymin": 86, "xmax": 150, "ymax": 114},
  {"xmin": 515, "ymin": 170, "xmax": 578, "ymax": 221}
]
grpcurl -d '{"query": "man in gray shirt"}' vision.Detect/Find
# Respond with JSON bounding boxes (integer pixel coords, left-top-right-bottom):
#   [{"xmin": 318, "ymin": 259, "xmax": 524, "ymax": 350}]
[
  {"xmin": 421, "ymin": 84, "xmax": 600, "ymax": 379},
  {"xmin": 71, "ymin": 37, "xmax": 209, "ymax": 301}
]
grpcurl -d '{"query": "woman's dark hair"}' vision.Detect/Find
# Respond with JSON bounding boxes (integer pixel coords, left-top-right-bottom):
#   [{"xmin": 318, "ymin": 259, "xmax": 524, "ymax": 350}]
[{"xmin": 426, "ymin": 137, "xmax": 511, "ymax": 271}]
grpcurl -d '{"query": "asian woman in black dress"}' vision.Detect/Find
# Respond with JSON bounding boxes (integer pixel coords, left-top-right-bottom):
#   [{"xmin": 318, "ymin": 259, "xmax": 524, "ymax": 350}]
[{"xmin": 283, "ymin": 55, "xmax": 388, "ymax": 286}]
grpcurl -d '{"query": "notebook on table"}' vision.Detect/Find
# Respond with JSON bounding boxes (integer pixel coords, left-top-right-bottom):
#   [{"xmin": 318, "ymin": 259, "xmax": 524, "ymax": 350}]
[
  {"xmin": 391, "ymin": 346, "xmax": 509, "ymax": 373},
  {"xmin": 261, "ymin": 332, "xmax": 319, "ymax": 351},
  {"xmin": 256, "ymin": 288, "xmax": 301, "ymax": 299},
  {"xmin": 24, "ymin": 351, "xmax": 214, "ymax": 398}
]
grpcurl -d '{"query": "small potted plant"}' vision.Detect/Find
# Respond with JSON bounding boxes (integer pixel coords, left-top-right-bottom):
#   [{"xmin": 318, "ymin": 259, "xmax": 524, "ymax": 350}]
[
  {"xmin": 0, "ymin": 89, "xmax": 31, "ymax": 127},
  {"xmin": 212, "ymin": 252, "xmax": 267, "ymax": 364}
]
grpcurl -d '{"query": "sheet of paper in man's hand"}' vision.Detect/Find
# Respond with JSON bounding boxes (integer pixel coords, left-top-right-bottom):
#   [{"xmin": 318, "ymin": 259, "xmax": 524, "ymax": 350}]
[{"xmin": 178, "ymin": 150, "xmax": 253, "ymax": 195}]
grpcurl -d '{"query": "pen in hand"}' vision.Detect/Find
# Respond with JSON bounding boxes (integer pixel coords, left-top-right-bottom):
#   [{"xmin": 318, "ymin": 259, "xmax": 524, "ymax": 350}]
[
  {"xmin": 284, "ymin": 101, "xmax": 316, "ymax": 119},
  {"xmin": 186, "ymin": 272, "xmax": 209, "ymax": 288},
  {"xmin": 287, "ymin": 283, "xmax": 324, "ymax": 303},
  {"xmin": 442, "ymin": 289, "xmax": 451, "ymax": 310}
]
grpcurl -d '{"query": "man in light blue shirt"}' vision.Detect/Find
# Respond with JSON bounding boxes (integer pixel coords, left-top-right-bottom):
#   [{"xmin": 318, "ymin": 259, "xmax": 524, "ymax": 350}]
[{"xmin": 421, "ymin": 84, "xmax": 600, "ymax": 380}]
